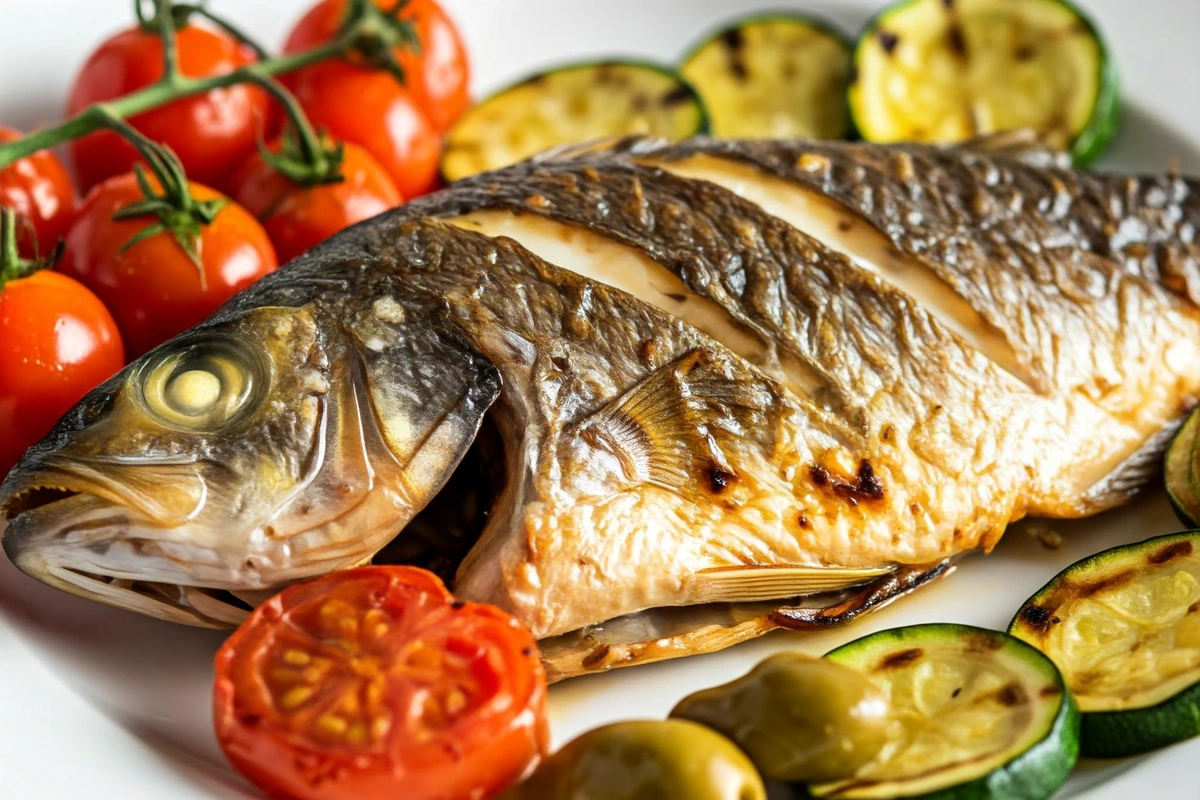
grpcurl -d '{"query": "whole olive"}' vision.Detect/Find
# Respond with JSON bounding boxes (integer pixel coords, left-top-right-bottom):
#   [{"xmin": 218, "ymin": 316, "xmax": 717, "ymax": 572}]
[
  {"xmin": 669, "ymin": 652, "xmax": 891, "ymax": 783},
  {"xmin": 499, "ymin": 719, "xmax": 767, "ymax": 800}
]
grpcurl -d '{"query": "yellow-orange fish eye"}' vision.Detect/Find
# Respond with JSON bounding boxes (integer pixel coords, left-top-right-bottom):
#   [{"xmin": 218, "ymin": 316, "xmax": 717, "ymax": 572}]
[{"xmin": 138, "ymin": 339, "xmax": 265, "ymax": 432}]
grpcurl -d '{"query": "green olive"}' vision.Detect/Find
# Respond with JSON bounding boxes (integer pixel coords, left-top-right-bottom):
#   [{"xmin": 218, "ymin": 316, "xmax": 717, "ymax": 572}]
[
  {"xmin": 500, "ymin": 719, "xmax": 766, "ymax": 800},
  {"xmin": 670, "ymin": 652, "xmax": 891, "ymax": 783}
]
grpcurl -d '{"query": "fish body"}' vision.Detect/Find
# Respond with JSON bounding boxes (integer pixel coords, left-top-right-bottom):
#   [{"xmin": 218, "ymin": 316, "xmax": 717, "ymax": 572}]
[{"xmin": 3, "ymin": 135, "xmax": 1200, "ymax": 679}]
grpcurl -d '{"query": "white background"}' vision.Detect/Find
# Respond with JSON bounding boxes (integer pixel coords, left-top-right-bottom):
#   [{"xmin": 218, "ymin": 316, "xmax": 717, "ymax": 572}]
[{"xmin": 0, "ymin": 0, "xmax": 1198, "ymax": 798}]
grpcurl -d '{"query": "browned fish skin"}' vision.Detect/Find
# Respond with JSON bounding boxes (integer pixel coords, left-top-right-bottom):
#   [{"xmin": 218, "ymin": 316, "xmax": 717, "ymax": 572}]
[{"xmin": 3, "ymin": 137, "xmax": 1200, "ymax": 679}]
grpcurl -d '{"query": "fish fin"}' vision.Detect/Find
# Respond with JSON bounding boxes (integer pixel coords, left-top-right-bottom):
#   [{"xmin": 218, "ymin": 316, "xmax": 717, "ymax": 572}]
[
  {"xmin": 1078, "ymin": 417, "xmax": 1185, "ymax": 513},
  {"xmin": 770, "ymin": 561, "xmax": 955, "ymax": 630},
  {"xmin": 686, "ymin": 565, "xmax": 895, "ymax": 604},
  {"xmin": 573, "ymin": 348, "xmax": 778, "ymax": 495},
  {"xmin": 953, "ymin": 130, "xmax": 1072, "ymax": 168}
]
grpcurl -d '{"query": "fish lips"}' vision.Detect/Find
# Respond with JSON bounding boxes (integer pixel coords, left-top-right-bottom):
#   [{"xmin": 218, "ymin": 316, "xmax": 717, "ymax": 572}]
[
  {"xmin": 1, "ymin": 458, "xmax": 216, "ymax": 582},
  {"xmin": 0, "ymin": 465, "xmax": 262, "ymax": 627}
]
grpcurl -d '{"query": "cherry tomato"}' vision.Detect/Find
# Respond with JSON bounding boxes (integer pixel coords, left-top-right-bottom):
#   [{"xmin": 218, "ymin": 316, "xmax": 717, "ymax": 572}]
[
  {"xmin": 284, "ymin": 0, "xmax": 471, "ymax": 131},
  {"xmin": 283, "ymin": 60, "xmax": 442, "ymax": 200},
  {"xmin": 0, "ymin": 270, "xmax": 124, "ymax": 476},
  {"xmin": 214, "ymin": 566, "xmax": 549, "ymax": 800},
  {"xmin": 67, "ymin": 24, "xmax": 267, "ymax": 194},
  {"xmin": 0, "ymin": 126, "xmax": 77, "ymax": 258},
  {"xmin": 231, "ymin": 141, "xmax": 402, "ymax": 263},
  {"xmin": 58, "ymin": 174, "xmax": 277, "ymax": 359}
]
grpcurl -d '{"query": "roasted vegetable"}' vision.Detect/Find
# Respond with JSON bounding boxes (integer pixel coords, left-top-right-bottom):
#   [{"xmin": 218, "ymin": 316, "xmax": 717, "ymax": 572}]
[
  {"xmin": 679, "ymin": 14, "xmax": 852, "ymax": 140},
  {"xmin": 849, "ymin": 0, "xmax": 1118, "ymax": 164},
  {"xmin": 1011, "ymin": 531, "xmax": 1200, "ymax": 758},
  {"xmin": 441, "ymin": 60, "xmax": 708, "ymax": 181},
  {"xmin": 1166, "ymin": 408, "xmax": 1200, "ymax": 527},
  {"xmin": 811, "ymin": 624, "xmax": 1079, "ymax": 799}
]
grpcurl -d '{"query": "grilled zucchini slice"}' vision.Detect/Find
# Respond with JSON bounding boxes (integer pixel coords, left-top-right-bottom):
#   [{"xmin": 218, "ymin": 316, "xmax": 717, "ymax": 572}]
[
  {"xmin": 1166, "ymin": 407, "xmax": 1200, "ymax": 527},
  {"xmin": 1010, "ymin": 531, "xmax": 1200, "ymax": 758},
  {"xmin": 849, "ymin": 0, "xmax": 1119, "ymax": 164},
  {"xmin": 810, "ymin": 624, "xmax": 1079, "ymax": 800},
  {"xmin": 441, "ymin": 60, "xmax": 708, "ymax": 182},
  {"xmin": 679, "ymin": 14, "xmax": 852, "ymax": 140}
]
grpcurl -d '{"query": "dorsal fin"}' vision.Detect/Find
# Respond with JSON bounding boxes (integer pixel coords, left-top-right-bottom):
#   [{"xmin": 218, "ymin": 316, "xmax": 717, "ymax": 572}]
[{"xmin": 952, "ymin": 129, "xmax": 1072, "ymax": 168}]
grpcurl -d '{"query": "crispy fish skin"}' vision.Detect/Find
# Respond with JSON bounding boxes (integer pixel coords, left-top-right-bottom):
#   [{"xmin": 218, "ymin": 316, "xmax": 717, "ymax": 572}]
[
  {"xmin": 390, "ymin": 146, "xmax": 1200, "ymax": 638},
  {"xmin": 2, "ymin": 138, "xmax": 1200, "ymax": 679}
]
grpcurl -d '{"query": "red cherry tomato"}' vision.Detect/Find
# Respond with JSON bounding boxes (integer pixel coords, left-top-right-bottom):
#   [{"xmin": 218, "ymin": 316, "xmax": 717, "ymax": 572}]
[
  {"xmin": 0, "ymin": 126, "xmax": 77, "ymax": 258},
  {"xmin": 283, "ymin": 60, "xmax": 442, "ymax": 200},
  {"xmin": 231, "ymin": 140, "xmax": 402, "ymax": 263},
  {"xmin": 58, "ymin": 174, "xmax": 277, "ymax": 358},
  {"xmin": 214, "ymin": 566, "xmax": 549, "ymax": 800},
  {"xmin": 0, "ymin": 270, "xmax": 124, "ymax": 476},
  {"xmin": 284, "ymin": 0, "xmax": 471, "ymax": 131},
  {"xmin": 67, "ymin": 24, "xmax": 267, "ymax": 194}
]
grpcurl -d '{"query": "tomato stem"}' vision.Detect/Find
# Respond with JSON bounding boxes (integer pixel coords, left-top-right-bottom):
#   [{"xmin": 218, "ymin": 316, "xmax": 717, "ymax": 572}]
[
  {"xmin": 241, "ymin": 68, "xmax": 345, "ymax": 186},
  {"xmin": 90, "ymin": 107, "xmax": 225, "ymax": 288},
  {"xmin": 0, "ymin": 1, "xmax": 420, "ymax": 170},
  {"xmin": 0, "ymin": 210, "xmax": 51, "ymax": 287}
]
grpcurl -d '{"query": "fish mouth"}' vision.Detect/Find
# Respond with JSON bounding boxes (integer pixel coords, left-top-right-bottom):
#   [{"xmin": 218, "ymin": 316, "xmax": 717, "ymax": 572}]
[{"xmin": 2, "ymin": 475, "xmax": 256, "ymax": 628}]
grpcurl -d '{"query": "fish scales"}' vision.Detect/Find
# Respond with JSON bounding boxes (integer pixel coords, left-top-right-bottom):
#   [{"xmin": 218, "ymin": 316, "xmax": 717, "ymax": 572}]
[{"xmin": 3, "ymin": 137, "xmax": 1200, "ymax": 680}]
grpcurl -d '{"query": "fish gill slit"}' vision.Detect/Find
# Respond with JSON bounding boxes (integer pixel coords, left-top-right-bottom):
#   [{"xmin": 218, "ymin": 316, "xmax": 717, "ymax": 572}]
[
  {"xmin": 445, "ymin": 210, "xmax": 824, "ymax": 397},
  {"xmin": 645, "ymin": 155, "xmax": 1038, "ymax": 390}
]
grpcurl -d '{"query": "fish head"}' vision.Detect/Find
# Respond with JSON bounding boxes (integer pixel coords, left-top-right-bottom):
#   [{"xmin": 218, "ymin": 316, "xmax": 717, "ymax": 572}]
[{"xmin": 0, "ymin": 301, "xmax": 500, "ymax": 626}]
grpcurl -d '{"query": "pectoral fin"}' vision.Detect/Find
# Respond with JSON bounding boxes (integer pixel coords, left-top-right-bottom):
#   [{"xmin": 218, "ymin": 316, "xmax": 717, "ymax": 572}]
[
  {"xmin": 686, "ymin": 565, "xmax": 896, "ymax": 604},
  {"xmin": 572, "ymin": 347, "xmax": 780, "ymax": 495}
]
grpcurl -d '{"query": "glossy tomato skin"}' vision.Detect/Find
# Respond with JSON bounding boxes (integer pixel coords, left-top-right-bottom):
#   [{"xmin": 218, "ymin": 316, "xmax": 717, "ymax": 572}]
[
  {"xmin": 284, "ymin": 0, "xmax": 471, "ymax": 131},
  {"xmin": 214, "ymin": 566, "xmax": 549, "ymax": 800},
  {"xmin": 0, "ymin": 271, "xmax": 123, "ymax": 476},
  {"xmin": 0, "ymin": 126, "xmax": 77, "ymax": 258},
  {"xmin": 67, "ymin": 24, "xmax": 267, "ymax": 194},
  {"xmin": 58, "ymin": 174, "xmax": 277, "ymax": 359},
  {"xmin": 284, "ymin": 60, "xmax": 442, "ymax": 200},
  {"xmin": 231, "ymin": 141, "xmax": 402, "ymax": 263}
]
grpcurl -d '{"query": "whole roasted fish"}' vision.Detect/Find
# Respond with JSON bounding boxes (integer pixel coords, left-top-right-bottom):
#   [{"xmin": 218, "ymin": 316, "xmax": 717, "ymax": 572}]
[{"xmin": 3, "ymin": 135, "xmax": 1199, "ymax": 680}]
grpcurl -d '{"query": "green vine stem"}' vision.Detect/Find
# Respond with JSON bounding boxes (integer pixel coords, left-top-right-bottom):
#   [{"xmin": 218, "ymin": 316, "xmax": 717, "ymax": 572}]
[
  {"xmin": 243, "ymin": 69, "xmax": 344, "ymax": 185},
  {"xmin": 0, "ymin": 0, "xmax": 419, "ymax": 170},
  {"xmin": 88, "ymin": 106, "xmax": 227, "ymax": 287},
  {"xmin": 0, "ymin": 210, "xmax": 51, "ymax": 287}
]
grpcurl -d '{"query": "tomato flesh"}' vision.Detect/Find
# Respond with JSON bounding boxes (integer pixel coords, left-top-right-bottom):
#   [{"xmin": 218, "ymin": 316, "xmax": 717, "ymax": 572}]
[
  {"xmin": 0, "ymin": 126, "xmax": 77, "ymax": 258},
  {"xmin": 67, "ymin": 24, "xmax": 267, "ymax": 194},
  {"xmin": 0, "ymin": 271, "xmax": 124, "ymax": 476},
  {"xmin": 214, "ymin": 566, "xmax": 549, "ymax": 800}
]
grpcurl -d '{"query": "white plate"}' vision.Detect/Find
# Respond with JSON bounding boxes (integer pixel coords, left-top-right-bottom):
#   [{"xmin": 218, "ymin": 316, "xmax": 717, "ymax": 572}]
[{"xmin": 2, "ymin": 0, "xmax": 1199, "ymax": 797}]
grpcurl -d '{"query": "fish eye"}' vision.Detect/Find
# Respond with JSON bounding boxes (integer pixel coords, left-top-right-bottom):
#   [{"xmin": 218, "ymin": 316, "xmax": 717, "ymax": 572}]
[{"xmin": 139, "ymin": 338, "xmax": 266, "ymax": 431}]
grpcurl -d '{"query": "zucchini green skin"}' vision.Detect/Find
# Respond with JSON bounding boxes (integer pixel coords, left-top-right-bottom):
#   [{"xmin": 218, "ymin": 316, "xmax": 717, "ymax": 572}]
[
  {"xmin": 848, "ymin": 0, "xmax": 1119, "ymax": 166},
  {"xmin": 807, "ymin": 624, "xmax": 1079, "ymax": 800},
  {"xmin": 1010, "ymin": 530, "xmax": 1200, "ymax": 758},
  {"xmin": 679, "ymin": 12, "xmax": 854, "ymax": 142},
  {"xmin": 440, "ymin": 59, "xmax": 710, "ymax": 184},
  {"xmin": 1063, "ymin": 0, "xmax": 1120, "ymax": 166},
  {"xmin": 1166, "ymin": 408, "xmax": 1200, "ymax": 527},
  {"xmin": 1079, "ymin": 681, "xmax": 1200, "ymax": 758}
]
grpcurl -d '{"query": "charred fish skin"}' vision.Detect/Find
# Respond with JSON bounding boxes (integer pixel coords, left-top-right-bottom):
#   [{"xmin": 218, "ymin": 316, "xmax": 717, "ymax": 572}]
[
  {"xmin": 380, "ymin": 140, "xmax": 1200, "ymax": 654},
  {"xmin": 3, "ymin": 137, "xmax": 1200, "ymax": 680},
  {"xmin": 492, "ymin": 136, "xmax": 1200, "ymax": 509}
]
